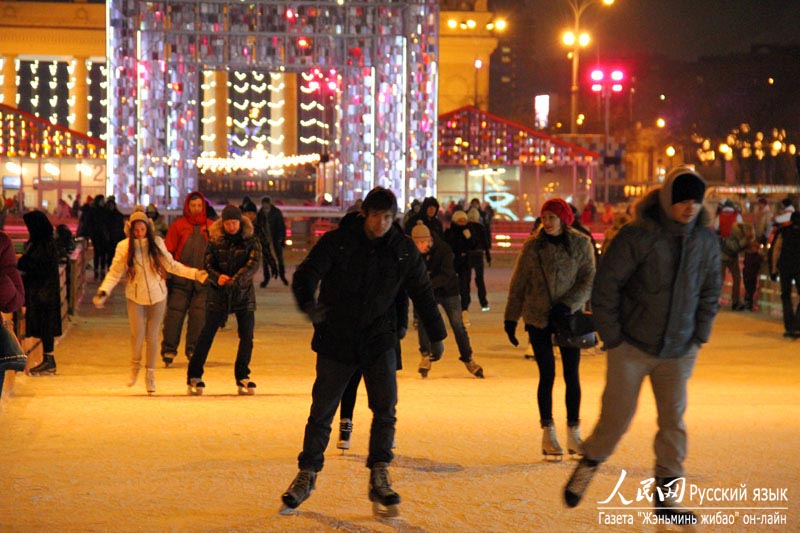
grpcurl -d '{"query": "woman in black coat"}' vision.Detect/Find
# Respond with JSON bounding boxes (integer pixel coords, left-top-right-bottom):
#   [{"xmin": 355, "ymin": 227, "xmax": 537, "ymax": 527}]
[{"xmin": 19, "ymin": 210, "xmax": 62, "ymax": 376}]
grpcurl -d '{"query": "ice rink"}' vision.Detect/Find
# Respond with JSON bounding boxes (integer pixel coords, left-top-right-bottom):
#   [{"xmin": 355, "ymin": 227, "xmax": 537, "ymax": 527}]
[{"xmin": 1, "ymin": 262, "xmax": 798, "ymax": 532}]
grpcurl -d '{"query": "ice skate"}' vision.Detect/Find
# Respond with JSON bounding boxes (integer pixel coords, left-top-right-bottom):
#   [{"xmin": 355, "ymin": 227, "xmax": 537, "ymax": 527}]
[
  {"xmin": 567, "ymin": 425, "xmax": 584, "ymax": 456},
  {"xmin": 463, "ymin": 358, "xmax": 484, "ymax": 378},
  {"xmin": 369, "ymin": 462, "xmax": 400, "ymax": 518},
  {"xmin": 145, "ymin": 369, "xmax": 156, "ymax": 394},
  {"xmin": 337, "ymin": 418, "xmax": 352, "ymax": 451},
  {"xmin": 279, "ymin": 469, "xmax": 316, "ymax": 514},
  {"xmin": 161, "ymin": 352, "xmax": 175, "ymax": 368},
  {"xmin": 28, "ymin": 354, "xmax": 56, "ymax": 376},
  {"xmin": 654, "ymin": 477, "xmax": 697, "ymax": 525},
  {"xmin": 418, "ymin": 354, "xmax": 431, "ymax": 378},
  {"xmin": 564, "ymin": 456, "xmax": 599, "ymax": 508},
  {"xmin": 187, "ymin": 378, "xmax": 205, "ymax": 396},
  {"xmin": 237, "ymin": 379, "xmax": 256, "ymax": 396},
  {"xmin": 542, "ymin": 424, "xmax": 564, "ymax": 461},
  {"xmin": 127, "ymin": 364, "xmax": 140, "ymax": 387}
]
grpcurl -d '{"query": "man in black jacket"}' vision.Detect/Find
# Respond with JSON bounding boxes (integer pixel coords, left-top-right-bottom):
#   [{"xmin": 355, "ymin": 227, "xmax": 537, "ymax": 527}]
[
  {"xmin": 282, "ymin": 187, "xmax": 447, "ymax": 517},
  {"xmin": 770, "ymin": 211, "xmax": 800, "ymax": 337}
]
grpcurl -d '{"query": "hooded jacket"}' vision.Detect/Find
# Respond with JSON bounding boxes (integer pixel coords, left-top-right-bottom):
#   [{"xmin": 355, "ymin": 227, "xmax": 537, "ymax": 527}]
[
  {"xmin": 98, "ymin": 217, "xmax": 200, "ymax": 305},
  {"xmin": 164, "ymin": 192, "xmax": 212, "ymax": 261},
  {"xmin": 404, "ymin": 197, "xmax": 444, "ymax": 237},
  {"xmin": 204, "ymin": 216, "xmax": 261, "ymax": 313},
  {"xmin": 592, "ymin": 167, "xmax": 722, "ymax": 358},
  {"xmin": 293, "ymin": 212, "xmax": 446, "ymax": 363},
  {"xmin": 18, "ymin": 211, "xmax": 62, "ymax": 339}
]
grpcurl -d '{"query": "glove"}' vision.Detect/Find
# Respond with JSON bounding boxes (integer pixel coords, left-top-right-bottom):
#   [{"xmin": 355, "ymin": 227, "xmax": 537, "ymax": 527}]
[
  {"xmin": 770, "ymin": 272, "xmax": 778, "ymax": 282},
  {"xmin": 93, "ymin": 291, "xmax": 108, "ymax": 309},
  {"xmin": 301, "ymin": 302, "xmax": 327, "ymax": 324},
  {"xmin": 397, "ymin": 327, "xmax": 407, "ymax": 340},
  {"xmin": 430, "ymin": 340, "xmax": 445, "ymax": 362},
  {"xmin": 504, "ymin": 320, "xmax": 519, "ymax": 347},
  {"xmin": 195, "ymin": 270, "xmax": 209, "ymax": 284}
]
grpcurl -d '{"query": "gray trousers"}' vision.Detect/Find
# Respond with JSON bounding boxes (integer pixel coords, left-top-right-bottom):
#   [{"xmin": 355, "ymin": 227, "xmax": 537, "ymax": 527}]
[
  {"xmin": 127, "ymin": 298, "xmax": 167, "ymax": 370},
  {"xmin": 583, "ymin": 341, "xmax": 699, "ymax": 478},
  {"xmin": 161, "ymin": 279, "xmax": 206, "ymax": 358}
]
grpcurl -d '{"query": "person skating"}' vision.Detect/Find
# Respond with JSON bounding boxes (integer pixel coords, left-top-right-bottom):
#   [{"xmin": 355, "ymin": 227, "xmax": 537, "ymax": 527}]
[
  {"xmin": 93, "ymin": 211, "xmax": 207, "ymax": 394},
  {"xmin": 282, "ymin": 187, "xmax": 446, "ymax": 517},
  {"xmin": 563, "ymin": 167, "xmax": 722, "ymax": 524},
  {"xmin": 503, "ymin": 198, "xmax": 595, "ymax": 460},
  {"xmin": 257, "ymin": 197, "xmax": 288, "ymax": 286},
  {"xmin": 185, "ymin": 205, "xmax": 261, "ymax": 395},
  {"xmin": 411, "ymin": 221, "xmax": 484, "ymax": 379},
  {"xmin": 770, "ymin": 211, "xmax": 800, "ymax": 338}
]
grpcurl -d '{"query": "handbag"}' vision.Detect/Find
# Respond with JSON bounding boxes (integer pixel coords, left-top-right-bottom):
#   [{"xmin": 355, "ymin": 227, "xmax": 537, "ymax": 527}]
[
  {"xmin": 535, "ymin": 248, "xmax": 598, "ymax": 350},
  {"xmin": 0, "ymin": 320, "xmax": 27, "ymax": 373}
]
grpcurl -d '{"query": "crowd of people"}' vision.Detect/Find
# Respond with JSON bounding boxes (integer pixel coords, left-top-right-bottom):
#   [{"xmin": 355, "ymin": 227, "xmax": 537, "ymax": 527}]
[{"xmin": 1, "ymin": 175, "xmax": 797, "ymax": 523}]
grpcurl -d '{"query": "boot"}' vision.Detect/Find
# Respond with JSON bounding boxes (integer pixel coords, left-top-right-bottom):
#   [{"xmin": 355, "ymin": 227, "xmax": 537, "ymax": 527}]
[
  {"xmin": 280, "ymin": 469, "xmax": 317, "ymax": 513},
  {"xmin": 237, "ymin": 379, "xmax": 256, "ymax": 396},
  {"xmin": 418, "ymin": 354, "xmax": 431, "ymax": 378},
  {"xmin": 369, "ymin": 462, "xmax": 400, "ymax": 517},
  {"xmin": 145, "ymin": 369, "xmax": 156, "ymax": 394},
  {"xmin": 541, "ymin": 423, "xmax": 564, "ymax": 460},
  {"xmin": 29, "ymin": 354, "xmax": 57, "ymax": 376},
  {"xmin": 337, "ymin": 418, "xmax": 353, "ymax": 450},
  {"xmin": 567, "ymin": 424, "xmax": 584, "ymax": 456},
  {"xmin": 127, "ymin": 364, "xmax": 140, "ymax": 387},
  {"xmin": 654, "ymin": 476, "xmax": 696, "ymax": 523},
  {"xmin": 463, "ymin": 358, "xmax": 484, "ymax": 378},
  {"xmin": 564, "ymin": 456, "xmax": 600, "ymax": 508}
]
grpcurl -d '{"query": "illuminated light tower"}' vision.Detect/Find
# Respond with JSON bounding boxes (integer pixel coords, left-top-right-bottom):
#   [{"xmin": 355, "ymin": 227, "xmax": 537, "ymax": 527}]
[
  {"xmin": 562, "ymin": 0, "xmax": 615, "ymax": 134},
  {"xmin": 590, "ymin": 67, "xmax": 624, "ymax": 202}
]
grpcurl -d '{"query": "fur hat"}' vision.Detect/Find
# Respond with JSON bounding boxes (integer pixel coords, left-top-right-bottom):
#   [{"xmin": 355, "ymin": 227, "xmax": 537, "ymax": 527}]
[
  {"xmin": 411, "ymin": 221, "xmax": 431, "ymax": 240},
  {"xmin": 221, "ymin": 204, "xmax": 243, "ymax": 221},
  {"xmin": 451, "ymin": 210, "xmax": 468, "ymax": 224},
  {"xmin": 541, "ymin": 198, "xmax": 574, "ymax": 226}
]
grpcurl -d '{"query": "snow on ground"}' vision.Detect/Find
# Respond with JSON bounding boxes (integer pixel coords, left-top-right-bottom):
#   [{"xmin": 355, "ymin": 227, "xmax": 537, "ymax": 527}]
[{"xmin": 1, "ymin": 260, "xmax": 798, "ymax": 532}]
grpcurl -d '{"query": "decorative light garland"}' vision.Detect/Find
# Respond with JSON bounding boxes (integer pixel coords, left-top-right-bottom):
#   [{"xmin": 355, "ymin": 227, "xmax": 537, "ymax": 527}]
[{"xmin": 197, "ymin": 153, "xmax": 320, "ymax": 173}]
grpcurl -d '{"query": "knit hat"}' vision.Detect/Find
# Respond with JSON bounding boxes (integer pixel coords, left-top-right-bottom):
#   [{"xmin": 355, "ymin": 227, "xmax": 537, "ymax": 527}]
[
  {"xmin": 411, "ymin": 221, "xmax": 431, "ymax": 240},
  {"xmin": 781, "ymin": 197, "xmax": 793, "ymax": 208},
  {"xmin": 541, "ymin": 198, "xmax": 574, "ymax": 226},
  {"xmin": 467, "ymin": 207, "xmax": 481, "ymax": 223},
  {"xmin": 241, "ymin": 202, "xmax": 257, "ymax": 214},
  {"xmin": 671, "ymin": 173, "xmax": 707, "ymax": 205},
  {"xmin": 451, "ymin": 210, "xmax": 468, "ymax": 224},
  {"xmin": 221, "ymin": 204, "xmax": 243, "ymax": 221},
  {"xmin": 129, "ymin": 210, "xmax": 149, "ymax": 225}
]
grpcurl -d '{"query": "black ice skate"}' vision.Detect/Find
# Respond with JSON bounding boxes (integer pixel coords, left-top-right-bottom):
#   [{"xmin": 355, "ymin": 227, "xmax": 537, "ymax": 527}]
[
  {"xmin": 654, "ymin": 477, "xmax": 696, "ymax": 525},
  {"xmin": 279, "ymin": 469, "xmax": 317, "ymax": 514},
  {"xmin": 237, "ymin": 379, "xmax": 256, "ymax": 396},
  {"xmin": 564, "ymin": 457, "xmax": 599, "ymax": 508},
  {"xmin": 187, "ymin": 378, "xmax": 205, "ymax": 396},
  {"xmin": 463, "ymin": 358, "xmax": 484, "ymax": 378},
  {"xmin": 28, "ymin": 354, "xmax": 57, "ymax": 376},
  {"xmin": 369, "ymin": 462, "xmax": 400, "ymax": 518},
  {"xmin": 337, "ymin": 418, "xmax": 352, "ymax": 451},
  {"xmin": 418, "ymin": 354, "xmax": 431, "ymax": 378}
]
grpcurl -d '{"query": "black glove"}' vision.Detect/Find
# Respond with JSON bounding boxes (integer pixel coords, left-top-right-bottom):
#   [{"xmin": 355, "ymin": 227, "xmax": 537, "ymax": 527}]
[
  {"xmin": 504, "ymin": 320, "xmax": 519, "ymax": 347},
  {"xmin": 430, "ymin": 340, "xmax": 445, "ymax": 361},
  {"xmin": 397, "ymin": 327, "xmax": 407, "ymax": 340},
  {"xmin": 770, "ymin": 272, "xmax": 779, "ymax": 282},
  {"xmin": 301, "ymin": 302, "xmax": 327, "ymax": 324}
]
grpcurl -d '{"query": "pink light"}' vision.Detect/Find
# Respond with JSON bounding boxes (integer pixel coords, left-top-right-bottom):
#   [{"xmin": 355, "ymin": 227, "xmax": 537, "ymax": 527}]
[
  {"xmin": 327, "ymin": 81, "xmax": 337, "ymax": 91},
  {"xmin": 590, "ymin": 69, "xmax": 604, "ymax": 82},
  {"xmin": 308, "ymin": 81, "xmax": 320, "ymax": 91},
  {"xmin": 286, "ymin": 8, "xmax": 295, "ymax": 20},
  {"xmin": 611, "ymin": 70, "xmax": 624, "ymax": 81},
  {"xmin": 591, "ymin": 83, "xmax": 602, "ymax": 92},
  {"xmin": 611, "ymin": 84, "xmax": 623, "ymax": 92}
]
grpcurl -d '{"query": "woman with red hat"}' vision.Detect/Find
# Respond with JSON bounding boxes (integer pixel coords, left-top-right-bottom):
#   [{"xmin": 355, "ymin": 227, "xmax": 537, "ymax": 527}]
[{"xmin": 503, "ymin": 198, "xmax": 596, "ymax": 460}]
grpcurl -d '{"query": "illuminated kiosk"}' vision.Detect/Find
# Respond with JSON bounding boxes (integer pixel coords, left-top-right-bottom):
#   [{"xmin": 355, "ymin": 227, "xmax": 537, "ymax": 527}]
[
  {"xmin": 437, "ymin": 106, "xmax": 600, "ymax": 220},
  {"xmin": 107, "ymin": 0, "xmax": 439, "ymax": 209}
]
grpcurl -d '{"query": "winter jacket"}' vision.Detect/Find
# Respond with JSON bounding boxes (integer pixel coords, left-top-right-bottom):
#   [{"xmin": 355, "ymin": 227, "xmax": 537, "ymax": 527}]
[
  {"xmin": 771, "ymin": 218, "xmax": 800, "ymax": 276},
  {"xmin": 592, "ymin": 174, "xmax": 722, "ymax": 359},
  {"xmin": 720, "ymin": 222, "xmax": 753, "ymax": 261},
  {"xmin": 293, "ymin": 214, "xmax": 446, "ymax": 364},
  {"xmin": 204, "ymin": 217, "xmax": 261, "ymax": 313},
  {"xmin": 444, "ymin": 222, "xmax": 478, "ymax": 271},
  {"xmin": 504, "ymin": 227, "xmax": 595, "ymax": 329},
  {"xmin": 404, "ymin": 197, "xmax": 444, "ymax": 237},
  {"xmin": 99, "ymin": 225, "xmax": 200, "ymax": 306},
  {"xmin": 0, "ymin": 231, "xmax": 24, "ymax": 313},
  {"xmin": 257, "ymin": 204, "xmax": 287, "ymax": 249},
  {"xmin": 422, "ymin": 235, "xmax": 461, "ymax": 300},
  {"xmin": 18, "ymin": 211, "xmax": 62, "ymax": 339},
  {"xmin": 164, "ymin": 192, "xmax": 213, "ymax": 262}
]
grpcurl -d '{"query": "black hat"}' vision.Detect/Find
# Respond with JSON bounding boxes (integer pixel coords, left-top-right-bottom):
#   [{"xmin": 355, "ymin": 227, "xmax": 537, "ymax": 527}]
[
  {"xmin": 221, "ymin": 204, "xmax": 243, "ymax": 221},
  {"xmin": 671, "ymin": 173, "xmax": 706, "ymax": 204}
]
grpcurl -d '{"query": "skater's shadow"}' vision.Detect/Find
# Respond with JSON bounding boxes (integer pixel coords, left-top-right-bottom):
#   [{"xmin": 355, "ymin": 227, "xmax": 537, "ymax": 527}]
[
  {"xmin": 292, "ymin": 510, "xmax": 430, "ymax": 532},
  {"xmin": 341, "ymin": 453, "xmax": 464, "ymax": 473}
]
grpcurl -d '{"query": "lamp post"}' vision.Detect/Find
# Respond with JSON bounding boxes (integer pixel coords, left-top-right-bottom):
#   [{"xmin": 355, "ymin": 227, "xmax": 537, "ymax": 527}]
[
  {"xmin": 563, "ymin": 0, "xmax": 614, "ymax": 134},
  {"xmin": 590, "ymin": 67, "xmax": 623, "ymax": 202}
]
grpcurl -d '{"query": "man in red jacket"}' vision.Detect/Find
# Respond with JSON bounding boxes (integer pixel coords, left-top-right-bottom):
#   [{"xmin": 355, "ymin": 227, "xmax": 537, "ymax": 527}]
[{"xmin": 161, "ymin": 191, "xmax": 213, "ymax": 366}]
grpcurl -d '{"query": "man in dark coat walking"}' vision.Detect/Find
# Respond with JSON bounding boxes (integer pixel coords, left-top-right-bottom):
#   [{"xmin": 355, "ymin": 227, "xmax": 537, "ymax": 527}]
[{"xmin": 282, "ymin": 187, "xmax": 446, "ymax": 517}]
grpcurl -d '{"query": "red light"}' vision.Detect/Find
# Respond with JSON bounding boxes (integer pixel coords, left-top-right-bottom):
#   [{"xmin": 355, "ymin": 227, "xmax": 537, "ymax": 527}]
[
  {"xmin": 298, "ymin": 37, "xmax": 310, "ymax": 49},
  {"xmin": 611, "ymin": 70, "xmax": 624, "ymax": 81},
  {"xmin": 327, "ymin": 81, "xmax": 337, "ymax": 91},
  {"xmin": 591, "ymin": 83, "xmax": 602, "ymax": 92},
  {"xmin": 590, "ymin": 69, "xmax": 604, "ymax": 81},
  {"xmin": 286, "ymin": 8, "xmax": 295, "ymax": 20},
  {"xmin": 611, "ymin": 84, "xmax": 623, "ymax": 92}
]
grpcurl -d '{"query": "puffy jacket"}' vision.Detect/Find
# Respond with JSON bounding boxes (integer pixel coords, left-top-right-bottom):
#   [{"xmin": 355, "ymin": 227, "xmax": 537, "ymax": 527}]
[
  {"xmin": 99, "ymin": 227, "xmax": 199, "ymax": 305},
  {"xmin": 164, "ymin": 192, "xmax": 212, "ymax": 261},
  {"xmin": 771, "ymin": 217, "xmax": 800, "ymax": 275},
  {"xmin": 504, "ymin": 227, "xmax": 595, "ymax": 329},
  {"xmin": 0, "ymin": 232, "xmax": 24, "ymax": 313},
  {"xmin": 293, "ymin": 214, "xmax": 446, "ymax": 364},
  {"xmin": 592, "ymin": 177, "xmax": 721, "ymax": 359},
  {"xmin": 204, "ymin": 217, "xmax": 261, "ymax": 313},
  {"xmin": 720, "ymin": 222, "xmax": 753, "ymax": 261}
]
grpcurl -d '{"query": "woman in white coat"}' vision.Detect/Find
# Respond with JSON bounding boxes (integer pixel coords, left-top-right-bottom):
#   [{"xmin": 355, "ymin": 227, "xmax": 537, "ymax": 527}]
[{"xmin": 94, "ymin": 210, "xmax": 207, "ymax": 393}]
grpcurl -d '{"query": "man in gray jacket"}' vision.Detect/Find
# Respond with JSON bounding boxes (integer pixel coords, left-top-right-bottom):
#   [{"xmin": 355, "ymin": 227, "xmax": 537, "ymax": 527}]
[{"xmin": 563, "ymin": 166, "xmax": 721, "ymax": 523}]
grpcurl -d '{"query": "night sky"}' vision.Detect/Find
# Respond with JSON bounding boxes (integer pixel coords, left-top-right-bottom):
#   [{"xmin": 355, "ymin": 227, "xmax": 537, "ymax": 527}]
[{"xmin": 491, "ymin": 0, "xmax": 800, "ymax": 61}]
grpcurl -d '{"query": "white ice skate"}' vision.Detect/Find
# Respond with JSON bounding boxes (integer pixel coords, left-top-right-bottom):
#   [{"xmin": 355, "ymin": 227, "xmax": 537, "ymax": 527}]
[
  {"xmin": 337, "ymin": 418, "xmax": 352, "ymax": 452},
  {"xmin": 567, "ymin": 425, "xmax": 584, "ymax": 456},
  {"xmin": 145, "ymin": 369, "xmax": 156, "ymax": 394},
  {"xmin": 187, "ymin": 378, "xmax": 205, "ymax": 396},
  {"xmin": 542, "ymin": 424, "xmax": 564, "ymax": 461},
  {"xmin": 237, "ymin": 379, "xmax": 256, "ymax": 396}
]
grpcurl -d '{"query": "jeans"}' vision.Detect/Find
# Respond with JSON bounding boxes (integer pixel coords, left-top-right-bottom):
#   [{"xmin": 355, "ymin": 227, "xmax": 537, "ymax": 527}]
[
  {"xmin": 339, "ymin": 370, "xmax": 362, "ymax": 420},
  {"xmin": 583, "ymin": 341, "xmax": 699, "ymax": 478},
  {"xmin": 187, "ymin": 308, "xmax": 254, "ymax": 383},
  {"xmin": 298, "ymin": 349, "xmax": 397, "ymax": 471},
  {"xmin": 526, "ymin": 323, "xmax": 581, "ymax": 426},
  {"xmin": 417, "ymin": 295, "xmax": 472, "ymax": 361},
  {"xmin": 127, "ymin": 298, "xmax": 167, "ymax": 370},
  {"xmin": 161, "ymin": 278, "xmax": 207, "ymax": 358},
  {"xmin": 779, "ymin": 272, "xmax": 800, "ymax": 333}
]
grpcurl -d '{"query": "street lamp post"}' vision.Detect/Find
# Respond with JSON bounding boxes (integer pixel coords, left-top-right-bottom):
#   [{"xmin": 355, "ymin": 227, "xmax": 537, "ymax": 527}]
[
  {"xmin": 473, "ymin": 58, "xmax": 482, "ymax": 107},
  {"xmin": 563, "ymin": 0, "xmax": 614, "ymax": 134},
  {"xmin": 590, "ymin": 67, "xmax": 623, "ymax": 202}
]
